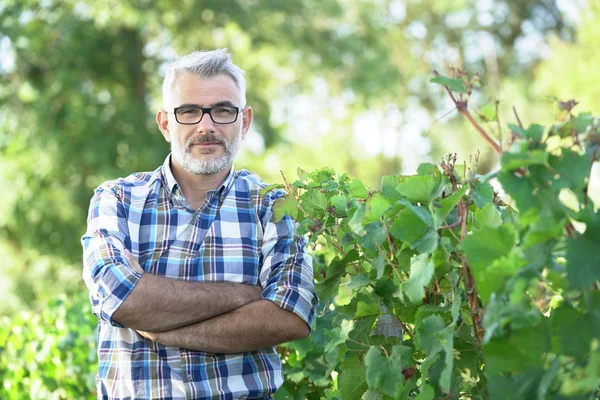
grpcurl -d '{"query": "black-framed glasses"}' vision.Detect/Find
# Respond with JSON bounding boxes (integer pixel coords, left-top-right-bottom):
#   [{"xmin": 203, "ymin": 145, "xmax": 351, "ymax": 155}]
[{"xmin": 170, "ymin": 105, "xmax": 242, "ymax": 125}]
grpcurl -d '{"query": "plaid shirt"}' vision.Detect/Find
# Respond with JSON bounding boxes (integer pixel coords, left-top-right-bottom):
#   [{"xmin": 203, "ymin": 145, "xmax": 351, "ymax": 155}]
[{"xmin": 81, "ymin": 156, "xmax": 317, "ymax": 400}]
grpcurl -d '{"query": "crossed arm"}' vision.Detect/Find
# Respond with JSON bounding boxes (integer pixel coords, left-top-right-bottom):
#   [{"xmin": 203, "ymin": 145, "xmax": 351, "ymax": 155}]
[
  {"xmin": 119, "ymin": 251, "xmax": 309, "ymax": 352},
  {"xmin": 82, "ymin": 186, "xmax": 316, "ymax": 353}
]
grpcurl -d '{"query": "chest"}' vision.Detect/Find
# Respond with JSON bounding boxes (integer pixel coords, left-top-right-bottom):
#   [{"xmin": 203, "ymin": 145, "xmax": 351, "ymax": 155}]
[{"xmin": 129, "ymin": 194, "xmax": 264, "ymax": 284}]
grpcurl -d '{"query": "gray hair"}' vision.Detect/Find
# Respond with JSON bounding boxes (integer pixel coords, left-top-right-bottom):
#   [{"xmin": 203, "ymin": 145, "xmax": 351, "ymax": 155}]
[{"xmin": 161, "ymin": 49, "xmax": 247, "ymax": 109}]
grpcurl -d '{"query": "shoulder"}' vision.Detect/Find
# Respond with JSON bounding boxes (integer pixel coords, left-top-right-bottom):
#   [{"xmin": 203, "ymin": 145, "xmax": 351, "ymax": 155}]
[
  {"xmin": 233, "ymin": 170, "xmax": 285, "ymax": 204},
  {"xmin": 93, "ymin": 167, "xmax": 163, "ymax": 202}
]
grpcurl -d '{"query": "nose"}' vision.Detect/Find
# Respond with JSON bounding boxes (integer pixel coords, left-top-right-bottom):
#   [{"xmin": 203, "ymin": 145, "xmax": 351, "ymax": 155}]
[{"xmin": 195, "ymin": 111, "xmax": 216, "ymax": 134}]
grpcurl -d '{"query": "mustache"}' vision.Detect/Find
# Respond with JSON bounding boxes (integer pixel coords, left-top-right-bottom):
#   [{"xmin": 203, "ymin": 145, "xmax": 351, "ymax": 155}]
[{"xmin": 186, "ymin": 134, "xmax": 228, "ymax": 150}]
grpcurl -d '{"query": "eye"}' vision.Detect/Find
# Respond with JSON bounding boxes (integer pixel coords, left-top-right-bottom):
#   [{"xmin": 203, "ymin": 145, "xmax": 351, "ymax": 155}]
[
  {"xmin": 181, "ymin": 108, "xmax": 201, "ymax": 115},
  {"xmin": 214, "ymin": 107, "xmax": 234, "ymax": 115}
]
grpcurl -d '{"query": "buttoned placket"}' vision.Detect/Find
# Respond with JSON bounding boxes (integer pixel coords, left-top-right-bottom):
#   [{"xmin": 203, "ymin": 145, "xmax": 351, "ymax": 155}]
[{"xmin": 179, "ymin": 189, "xmax": 225, "ymax": 394}]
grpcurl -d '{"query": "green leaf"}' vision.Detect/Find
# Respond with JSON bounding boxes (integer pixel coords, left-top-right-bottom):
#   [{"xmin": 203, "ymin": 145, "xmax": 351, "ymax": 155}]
[
  {"xmin": 315, "ymin": 250, "xmax": 360, "ymax": 300},
  {"xmin": 373, "ymin": 250, "xmax": 386, "ymax": 279},
  {"xmin": 401, "ymin": 254, "xmax": 434, "ymax": 303},
  {"xmin": 537, "ymin": 358, "xmax": 560, "ymax": 400},
  {"xmin": 521, "ymin": 210, "xmax": 564, "ymax": 249},
  {"xmin": 396, "ymin": 175, "xmax": 443, "ymax": 205},
  {"xmin": 297, "ymin": 167, "xmax": 309, "ymax": 182},
  {"xmin": 484, "ymin": 323, "xmax": 549, "ymax": 375},
  {"xmin": 357, "ymin": 222, "xmax": 386, "ymax": 251},
  {"xmin": 390, "ymin": 208, "xmax": 429, "ymax": 244},
  {"xmin": 374, "ymin": 277, "xmax": 399, "ymax": 306},
  {"xmin": 361, "ymin": 389, "xmax": 383, "ymax": 400},
  {"xmin": 508, "ymin": 123, "xmax": 528, "ymax": 138},
  {"xmin": 573, "ymin": 111, "xmax": 594, "ymax": 134},
  {"xmin": 433, "ymin": 185, "xmax": 468, "ymax": 228},
  {"xmin": 365, "ymin": 345, "xmax": 414, "ymax": 397},
  {"xmin": 550, "ymin": 305, "xmax": 596, "ymax": 359},
  {"xmin": 272, "ymin": 194, "xmax": 299, "ymax": 222},
  {"xmin": 473, "ymin": 203, "xmax": 502, "ymax": 229},
  {"xmin": 509, "ymin": 123, "xmax": 544, "ymax": 141},
  {"xmin": 471, "ymin": 181, "xmax": 494, "ymax": 208},
  {"xmin": 416, "ymin": 314, "xmax": 446, "ymax": 354},
  {"xmin": 349, "ymin": 203, "xmax": 366, "ymax": 236},
  {"xmin": 356, "ymin": 301, "xmax": 381, "ymax": 318},
  {"xmin": 475, "ymin": 249, "xmax": 526, "ymax": 303},
  {"xmin": 322, "ymin": 181, "xmax": 340, "ymax": 191},
  {"xmin": 324, "ymin": 320, "xmax": 354, "ymax": 352},
  {"xmin": 478, "ymin": 102, "xmax": 497, "ymax": 122},
  {"xmin": 559, "ymin": 339, "xmax": 600, "ymax": 395},
  {"xmin": 567, "ymin": 228, "xmax": 600, "ymax": 289},
  {"xmin": 497, "ymin": 170, "xmax": 540, "ymax": 213},
  {"xmin": 430, "ymin": 76, "xmax": 467, "ymax": 93},
  {"xmin": 348, "ymin": 274, "xmax": 371, "ymax": 290},
  {"xmin": 331, "ymin": 194, "xmax": 349, "ymax": 216},
  {"xmin": 417, "ymin": 163, "xmax": 437, "ymax": 176},
  {"xmin": 350, "ymin": 179, "xmax": 369, "ymax": 198},
  {"xmin": 380, "ymin": 175, "xmax": 402, "ymax": 202},
  {"xmin": 300, "ymin": 190, "xmax": 328, "ymax": 215},
  {"xmin": 416, "ymin": 376, "xmax": 436, "ymax": 399},
  {"xmin": 321, "ymin": 388, "xmax": 342, "ymax": 400},
  {"xmin": 338, "ymin": 357, "xmax": 368, "ymax": 400},
  {"xmin": 259, "ymin": 183, "xmax": 283, "ymax": 198},
  {"xmin": 548, "ymin": 148, "xmax": 591, "ymax": 191},
  {"xmin": 501, "ymin": 150, "xmax": 549, "ymax": 170},
  {"xmin": 462, "ymin": 225, "xmax": 516, "ymax": 271},
  {"xmin": 364, "ymin": 194, "xmax": 390, "ymax": 224}
]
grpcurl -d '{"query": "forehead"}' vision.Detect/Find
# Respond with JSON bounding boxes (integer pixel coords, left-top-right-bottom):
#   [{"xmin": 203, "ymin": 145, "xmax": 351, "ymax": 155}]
[{"xmin": 169, "ymin": 73, "xmax": 241, "ymax": 106}]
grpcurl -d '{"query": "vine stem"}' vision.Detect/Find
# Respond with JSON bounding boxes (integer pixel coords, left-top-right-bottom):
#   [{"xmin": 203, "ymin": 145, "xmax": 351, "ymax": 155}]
[
  {"xmin": 440, "ymin": 158, "xmax": 484, "ymax": 346},
  {"xmin": 394, "ymin": 315, "xmax": 414, "ymax": 340},
  {"xmin": 382, "ymin": 218, "xmax": 396, "ymax": 258},
  {"xmin": 433, "ymin": 70, "xmax": 502, "ymax": 155},
  {"xmin": 375, "ymin": 244, "xmax": 404, "ymax": 283}
]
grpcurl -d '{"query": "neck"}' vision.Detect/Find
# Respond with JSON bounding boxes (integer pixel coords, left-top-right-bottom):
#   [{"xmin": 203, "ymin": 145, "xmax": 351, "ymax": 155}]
[{"xmin": 170, "ymin": 159, "xmax": 231, "ymax": 210}]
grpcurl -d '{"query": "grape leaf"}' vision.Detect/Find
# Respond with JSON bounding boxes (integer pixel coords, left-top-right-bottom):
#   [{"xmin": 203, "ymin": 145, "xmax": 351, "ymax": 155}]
[
  {"xmin": 567, "ymin": 227, "xmax": 600, "ymax": 289},
  {"xmin": 401, "ymin": 254, "xmax": 434, "ymax": 303},
  {"xmin": 300, "ymin": 190, "xmax": 328, "ymax": 215},
  {"xmin": 471, "ymin": 180, "xmax": 494, "ymax": 208},
  {"xmin": 430, "ymin": 76, "xmax": 467, "ymax": 93},
  {"xmin": 272, "ymin": 194, "xmax": 298, "ymax": 222},
  {"xmin": 350, "ymin": 178, "xmax": 369, "ymax": 198},
  {"xmin": 365, "ymin": 345, "xmax": 414, "ymax": 397},
  {"xmin": 396, "ymin": 175, "xmax": 443, "ymax": 205},
  {"xmin": 339, "ymin": 357, "xmax": 368, "ymax": 400},
  {"xmin": 259, "ymin": 183, "xmax": 283, "ymax": 198}
]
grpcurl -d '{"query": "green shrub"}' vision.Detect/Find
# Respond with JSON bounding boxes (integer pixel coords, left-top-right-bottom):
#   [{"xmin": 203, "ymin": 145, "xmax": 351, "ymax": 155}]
[{"xmin": 0, "ymin": 292, "xmax": 96, "ymax": 400}]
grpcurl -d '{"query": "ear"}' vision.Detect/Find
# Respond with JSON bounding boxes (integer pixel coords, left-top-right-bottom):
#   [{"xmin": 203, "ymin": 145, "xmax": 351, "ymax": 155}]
[
  {"xmin": 241, "ymin": 106, "xmax": 253, "ymax": 140},
  {"xmin": 156, "ymin": 110, "xmax": 171, "ymax": 143}
]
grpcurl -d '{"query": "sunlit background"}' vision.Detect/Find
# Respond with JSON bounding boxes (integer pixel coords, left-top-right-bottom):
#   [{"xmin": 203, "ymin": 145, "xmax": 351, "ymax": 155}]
[{"xmin": 0, "ymin": 0, "xmax": 598, "ymax": 335}]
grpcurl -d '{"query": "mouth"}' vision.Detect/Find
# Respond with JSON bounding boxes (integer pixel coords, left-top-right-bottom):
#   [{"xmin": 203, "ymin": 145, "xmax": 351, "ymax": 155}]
[{"xmin": 187, "ymin": 141, "xmax": 224, "ymax": 151}]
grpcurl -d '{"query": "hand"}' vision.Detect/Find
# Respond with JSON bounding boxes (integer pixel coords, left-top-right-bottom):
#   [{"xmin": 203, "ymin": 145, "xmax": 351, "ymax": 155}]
[{"xmin": 123, "ymin": 249, "xmax": 145, "ymax": 274}]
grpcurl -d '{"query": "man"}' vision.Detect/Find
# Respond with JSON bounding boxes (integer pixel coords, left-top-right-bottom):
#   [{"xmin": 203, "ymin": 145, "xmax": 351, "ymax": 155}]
[{"xmin": 81, "ymin": 49, "xmax": 318, "ymax": 399}]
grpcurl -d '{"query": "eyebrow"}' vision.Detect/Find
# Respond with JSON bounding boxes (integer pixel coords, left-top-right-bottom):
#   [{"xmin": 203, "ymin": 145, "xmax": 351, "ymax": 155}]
[{"xmin": 176, "ymin": 101, "xmax": 238, "ymax": 108}]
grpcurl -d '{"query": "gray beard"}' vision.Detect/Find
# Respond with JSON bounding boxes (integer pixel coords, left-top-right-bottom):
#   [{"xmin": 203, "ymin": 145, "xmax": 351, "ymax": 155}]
[{"xmin": 171, "ymin": 133, "xmax": 241, "ymax": 175}]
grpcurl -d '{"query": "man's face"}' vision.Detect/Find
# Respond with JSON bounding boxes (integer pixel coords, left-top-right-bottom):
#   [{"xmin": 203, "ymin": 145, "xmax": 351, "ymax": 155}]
[{"xmin": 157, "ymin": 73, "xmax": 252, "ymax": 175}]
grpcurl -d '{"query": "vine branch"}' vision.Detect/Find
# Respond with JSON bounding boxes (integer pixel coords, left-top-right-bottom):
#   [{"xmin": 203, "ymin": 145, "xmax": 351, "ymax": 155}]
[{"xmin": 433, "ymin": 70, "xmax": 502, "ymax": 155}]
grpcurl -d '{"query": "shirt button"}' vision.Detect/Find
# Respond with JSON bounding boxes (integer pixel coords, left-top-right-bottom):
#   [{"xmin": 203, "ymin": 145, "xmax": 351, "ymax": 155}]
[{"xmin": 188, "ymin": 374, "xmax": 193, "ymax": 382}]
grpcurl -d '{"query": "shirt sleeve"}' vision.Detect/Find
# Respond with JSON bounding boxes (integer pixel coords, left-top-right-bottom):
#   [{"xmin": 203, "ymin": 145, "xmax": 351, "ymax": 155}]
[
  {"xmin": 81, "ymin": 184, "xmax": 142, "ymax": 327},
  {"xmin": 259, "ymin": 190, "xmax": 318, "ymax": 329}
]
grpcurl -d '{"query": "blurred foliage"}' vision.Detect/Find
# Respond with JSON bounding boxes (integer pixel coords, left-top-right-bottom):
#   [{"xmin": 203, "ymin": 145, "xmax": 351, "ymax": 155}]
[
  {"xmin": 0, "ymin": 0, "xmax": 590, "ymax": 314},
  {"xmin": 1, "ymin": 0, "xmax": 599, "ymax": 397},
  {"xmin": 0, "ymin": 292, "xmax": 97, "ymax": 399}
]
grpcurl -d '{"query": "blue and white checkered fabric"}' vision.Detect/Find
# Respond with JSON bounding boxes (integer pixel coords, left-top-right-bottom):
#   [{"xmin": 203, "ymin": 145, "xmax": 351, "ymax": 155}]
[{"xmin": 81, "ymin": 155, "xmax": 317, "ymax": 399}]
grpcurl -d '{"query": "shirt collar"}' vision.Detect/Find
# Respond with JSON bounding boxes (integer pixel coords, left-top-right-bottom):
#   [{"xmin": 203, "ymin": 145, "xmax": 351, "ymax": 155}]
[{"xmin": 161, "ymin": 153, "xmax": 237, "ymax": 202}]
